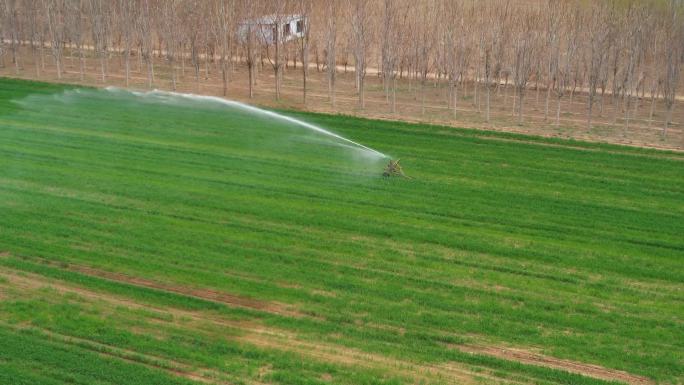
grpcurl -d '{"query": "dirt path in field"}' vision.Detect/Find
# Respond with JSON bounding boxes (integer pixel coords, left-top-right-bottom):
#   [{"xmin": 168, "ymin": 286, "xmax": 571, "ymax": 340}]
[
  {"xmin": 0, "ymin": 268, "xmax": 514, "ymax": 385},
  {"xmin": 0, "ymin": 270, "xmax": 653, "ymax": 385},
  {"xmin": 0, "ymin": 259, "xmax": 654, "ymax": 385},
  {"xmin": 457, "ymin": 345, "xmax": 654, "ymax": 385},
  {"xmin": 31, "ymin": 260, "xmax": 305, "ymax": 318}
]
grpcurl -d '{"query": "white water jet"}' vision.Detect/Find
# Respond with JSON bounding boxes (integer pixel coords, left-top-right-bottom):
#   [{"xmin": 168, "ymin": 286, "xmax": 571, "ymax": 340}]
[{"xmin": 106, "ymin": 87, "xmax": 387, "ymax": 159}]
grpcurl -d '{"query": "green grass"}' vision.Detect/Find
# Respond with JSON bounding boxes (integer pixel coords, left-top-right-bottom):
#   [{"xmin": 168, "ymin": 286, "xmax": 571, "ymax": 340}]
[{"xmin": 0, "ymin": 77, "xmax": 682, "ymax": 385}]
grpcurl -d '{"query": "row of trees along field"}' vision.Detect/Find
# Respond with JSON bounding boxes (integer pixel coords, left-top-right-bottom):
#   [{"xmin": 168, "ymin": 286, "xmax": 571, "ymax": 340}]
[{"xmin": 1, "ymin": 0, "xmax": 683, "ymax": 134}]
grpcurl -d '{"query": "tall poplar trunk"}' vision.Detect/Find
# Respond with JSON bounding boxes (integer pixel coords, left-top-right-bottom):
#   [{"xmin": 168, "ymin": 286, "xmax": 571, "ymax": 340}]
[
  {"xmin": 391, "ymin": 76, "xmax": 397, "ymax": 113},
  {"xmin": 486, "ymin": 85, "xmax": 491, "ymax": 123},
  {"xmin": 544, "ymin": 83, "xmax": 552, "ymax": 122}
]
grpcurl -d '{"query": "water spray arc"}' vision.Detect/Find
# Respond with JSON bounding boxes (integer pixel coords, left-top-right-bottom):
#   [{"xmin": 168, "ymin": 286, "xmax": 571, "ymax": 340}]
[{"xmin": 107, "ymin": 87, "xmax": 387, "ymax": 159}]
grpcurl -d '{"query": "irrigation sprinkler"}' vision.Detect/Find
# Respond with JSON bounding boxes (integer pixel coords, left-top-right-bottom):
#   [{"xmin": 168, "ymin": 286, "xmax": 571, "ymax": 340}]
[{"xmin": 383, "ymin": 159, "xmax": 410, "ymax": 178}]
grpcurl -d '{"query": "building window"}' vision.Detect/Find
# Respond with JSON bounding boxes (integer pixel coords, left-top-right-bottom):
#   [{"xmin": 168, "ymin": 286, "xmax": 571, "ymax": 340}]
[
  {"xmin": 284, "ymin": 23, "xmax": 291, "ymax": 35},
  {"xmin": 296, "ymin": 20, "xmax": 304, "ymax": 33}
]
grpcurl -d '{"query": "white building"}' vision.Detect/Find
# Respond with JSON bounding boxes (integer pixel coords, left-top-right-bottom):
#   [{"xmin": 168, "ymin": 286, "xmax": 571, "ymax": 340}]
[{"xmin": 237, "ymin": 14, "xmax": 307, "ymax": 45}]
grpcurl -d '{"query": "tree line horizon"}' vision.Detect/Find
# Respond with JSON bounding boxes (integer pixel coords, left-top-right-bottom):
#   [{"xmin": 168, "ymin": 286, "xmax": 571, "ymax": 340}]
[{"xmin": 1, "ymin": 0, "xmax": 683, "ymax": 134}]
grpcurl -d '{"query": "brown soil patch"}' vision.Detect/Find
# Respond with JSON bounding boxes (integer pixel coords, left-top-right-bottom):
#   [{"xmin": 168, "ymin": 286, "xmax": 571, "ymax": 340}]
[
  {"xmin": 0, "ymin": 269, "xmax": 510, "ymax": 385},
  {"xmin": 34, "ymin": 259, "xmax": 304, "ymax": 318},
  {"xmin": 7, "ymin": 267, "xmax": 645, "ymax": 385},
  {"xmin": 457, "ymin": 344, "xmax": 653, "ymax": 385}
]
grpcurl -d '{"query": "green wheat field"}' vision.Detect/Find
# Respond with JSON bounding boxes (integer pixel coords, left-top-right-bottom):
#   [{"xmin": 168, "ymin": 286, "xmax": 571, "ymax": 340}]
[{"xmin": 0, "ymin": 77, "xmax": 682, "ymax": 385}]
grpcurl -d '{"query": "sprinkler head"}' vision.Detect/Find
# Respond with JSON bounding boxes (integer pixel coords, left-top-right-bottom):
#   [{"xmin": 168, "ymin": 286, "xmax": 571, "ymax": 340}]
[{"xmin": 383, "ymin": 159, "xmax": 410, "ymax": 178}]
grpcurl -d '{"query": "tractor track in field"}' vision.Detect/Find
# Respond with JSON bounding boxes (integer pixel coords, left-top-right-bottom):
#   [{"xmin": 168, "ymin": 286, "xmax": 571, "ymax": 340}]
[
  {"xmin": 0, "ymin": 268, "xmax": 518, "ymax": 385},
  {"xmin": 0, "ymin": 261, "xmax": 656, "ymax": 385},
  {"xmin": 0, "ymin": 266, "xmax": 653, "ymax": 385},
  {"xmin": 26, "ymin": 258, "xmax": 306, "ymax": 319},
  {"xmin": 456, "ymin": 345, "xmax": 654, "ymax": 385}
]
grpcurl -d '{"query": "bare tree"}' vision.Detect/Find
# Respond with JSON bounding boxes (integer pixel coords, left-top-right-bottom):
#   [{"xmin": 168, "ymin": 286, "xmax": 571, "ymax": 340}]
[
  {"xmin": 662, "ymin": 0, "xmax": 683, "ymax": 136},
  {"xmin": 215, "ymin": 0, "xmax": 234, "ymax": 97},
  {"xmin": 66, "ymin": 0, "xmax": 86, "ymax": 81},
  {"xmin": 381, "ymin": 0, "xmax": 406, "ymax": 113},
  {"xmin": 89, "ymin": 0, "xmax": 110, "ymax": 83},
  {"xmin": 414, "ymin": 1, "xmax": 436, "ymax": 115},
  {"xmin": 138, "ymin": 0, "xmax": 154, "ymax": 88},
  {"xmin": 158, "ymin": 1, "xmax": 178, "ymax": 90},
  {"xmin": 258, "ymin": 0, "xmax": 286, "ymax": 100},
  {"xmin": 46, "ymin": 0, "xmax": 66, "ymax": 79},
  {"xmin": 3, "ymin": 0, "xmax": 20, "ymax": 74},
  {"xmin": 119, "ymin": 0, "xmax": 134, "ymax": 87},
  {"xmin": 512, "ymin": 11, "xmax": 536, "ymax": 125},
  {"xmin": 2, "ymin": 0, "xmax": 683, "ymax": 140},
  {"xmin": 443, "ymin": 0, "xmax": 457, "ymax": 116},
  {"xmin": 298, "ymin": 0, "xmax": 312, "ymax": 104},
  {"xmin": 325, "ymin": 0, "xmax": 338, "ymax": 107},
  {"xmin": 586, "ymin": 3, "xmax": 609, "ymax": 131},
  {"xmin": 26, "ymin": 0, "xmax": 43, "ymax": 77},
  {"xmin": 621, "ymin": 4, "xmax": 647, "ymax": 134},
  {"xmin": 0, "ymin": 3, "xmax": 5, "ymax": 69},
  {"xmin": 183, "ymin": 1, "xmax": 202, "ymax": 91},
  {"xmin": 240, "ymin": 0, "xmax": 258, "ymax": 98},
  {"xmin": 555, "ymin": 7, "xmax": 580, "ymax": 127},
  {"xmin": 544, "ymin": 0, "xmax": 561, "ymax": 123},
  {"xmin": 350, "ymin": 0, "xmax": 374, "ymax": 109},
  {"xmin": 484, "ymin": 1, "xmax": 509, "ymax": 123}
]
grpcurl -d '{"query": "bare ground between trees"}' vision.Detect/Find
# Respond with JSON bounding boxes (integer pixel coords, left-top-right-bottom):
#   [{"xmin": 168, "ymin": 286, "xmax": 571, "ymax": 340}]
[{"xmin": 2, "ymin": 49, "xmax": 683, "ymax": 151}]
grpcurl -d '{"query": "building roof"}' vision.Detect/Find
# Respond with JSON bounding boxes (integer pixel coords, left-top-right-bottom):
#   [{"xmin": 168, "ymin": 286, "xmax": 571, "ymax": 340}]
[{"xmin": 239, "ymin": 14, "xmax": 303, "ymax": 26}]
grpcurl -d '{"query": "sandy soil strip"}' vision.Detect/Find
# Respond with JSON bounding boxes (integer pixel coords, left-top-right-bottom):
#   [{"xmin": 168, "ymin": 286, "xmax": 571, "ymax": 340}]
[
  {"xmin": 23, "ymin": 258, "xmax": 305, "ymax": 318},
  {"xmin": 0, "ymin": 269, "xmax": 516, "ymax": 385},
  {"xmin": 457, "ymin": 345, "xmax": 653, "ymax": 385},
  {"xmin": 0, "ymin": 256, "xmax": 656, "ymax": 385}
]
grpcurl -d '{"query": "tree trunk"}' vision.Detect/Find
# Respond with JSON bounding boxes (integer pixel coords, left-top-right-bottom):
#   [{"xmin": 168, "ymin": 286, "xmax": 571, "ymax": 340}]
[
  {"xmin": 663, "ymin": 105, "xmax": 673, "ymax": 137},
  {"xmin": 623, "ymin": 93, "xmax": 631, "ymax": 135},
  {"xmin": 33, "ymin": 43, "xmax": 40, "ymax": 77},
  {"xmin": 222, "ymin": 60, "xmax": 228, "ymax": 96},
  {"xmin": 275, "ymin": 23, "xmax": 281, "ymax": 100},
  {"xmin": 421, "ymin": 78, "xmax": 426, "ymax": 115},
  {"xmin": 391, "ymin": 76, "xmax": 396, "ymax": 113},
  {"xmin": 517, "ymin": 90, "xmax": 524, "ymax": 125},
  {"xmin": 587, "ymin": 95, "xmax": 593, "ymax": 131},
  {"xmin": 302, "ymin": 30, "xmax": 309, "ymax": 105},
  {"xmin": 648, "ymin": 92, "xmax": 656, "ymax": 128},
  {"xmin": 486, "ymin": 85, "xmax": 491, "ymax": 123},
  {"xmin": 147, "ymin": 55, "xmax": 153, "ymax": 88},
  {"xmin": 544, "ymin": 83, "xmax": 551, "ymax": 122},
  {"xmin": 124, "ymin": 42, "xmax": 130, "ymax": 87},
  {"xmin": 170, "ymin": 55, "xmax": 177, "ymax": 91},
  {"xmin": 453, "ymin": 83, "xmax": 458, "ymax": 118},
  {"xmin": 100, "ymin": 52, "xmax": 106, "ymax": 83},
  {"xmin": 512, "ymin": 91, "xmax": 516, "ymax": 117},
  {"xmin": 249, "ymin": 63, "xmax": 254, "ymax": 98},
  {"xmin": 359, "ymin": 75, "xmax": 365, "ymax": 109}
]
